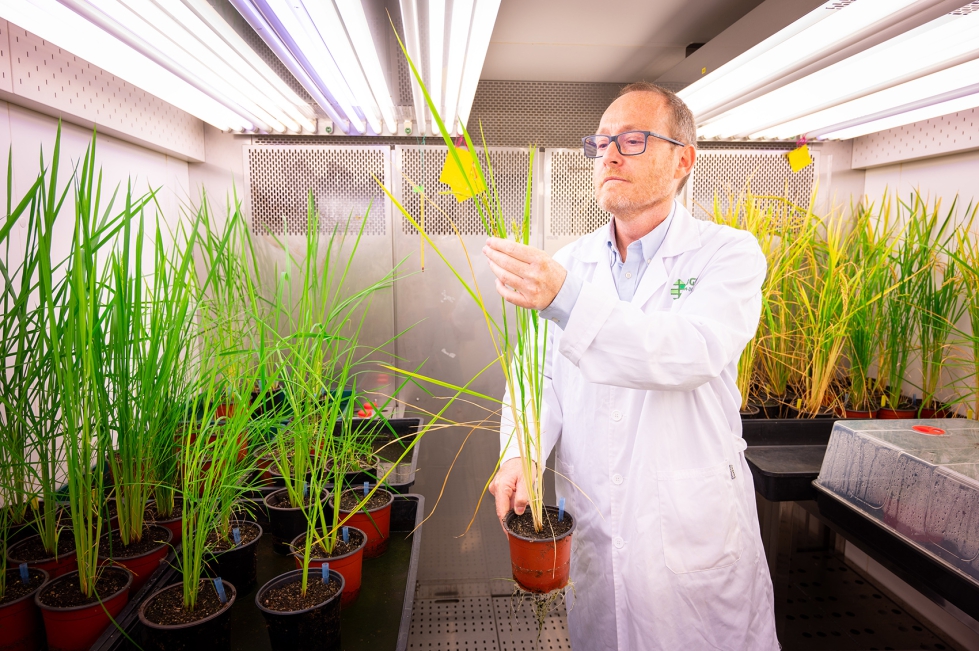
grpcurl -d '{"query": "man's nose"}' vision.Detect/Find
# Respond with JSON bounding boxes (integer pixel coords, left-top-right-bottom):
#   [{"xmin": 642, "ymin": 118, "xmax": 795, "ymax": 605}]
[{"xmin": 601, "ymin": 141, "xmax": 624, "ymax": 165}]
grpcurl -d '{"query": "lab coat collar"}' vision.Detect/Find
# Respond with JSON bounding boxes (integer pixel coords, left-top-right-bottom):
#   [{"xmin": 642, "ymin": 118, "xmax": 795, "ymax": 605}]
[{"xmin": 572, "ymin": 199, "xmax": 702, "ymax": 264}]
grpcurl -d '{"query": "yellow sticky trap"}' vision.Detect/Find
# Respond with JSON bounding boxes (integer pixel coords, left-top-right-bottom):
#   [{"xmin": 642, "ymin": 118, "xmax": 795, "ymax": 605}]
[
  {"xmin": 786, "ymin": 144, "xmax": 813, "ymax": 173},
  {"xmin": 439, "ymin": 148, "xmax": 485, "ymax": 202}
]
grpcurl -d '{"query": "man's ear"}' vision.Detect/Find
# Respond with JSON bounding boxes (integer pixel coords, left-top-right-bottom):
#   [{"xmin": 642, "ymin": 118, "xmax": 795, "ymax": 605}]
[{"xmin": 675, "ymin": 145, "xmax": 696, "ymax": 181}]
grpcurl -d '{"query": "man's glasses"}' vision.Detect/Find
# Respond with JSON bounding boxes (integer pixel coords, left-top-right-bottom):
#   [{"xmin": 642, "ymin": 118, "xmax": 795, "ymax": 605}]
[{"xmin": 582, "ymin": 131, "xmax": 685, "ymax": 158}]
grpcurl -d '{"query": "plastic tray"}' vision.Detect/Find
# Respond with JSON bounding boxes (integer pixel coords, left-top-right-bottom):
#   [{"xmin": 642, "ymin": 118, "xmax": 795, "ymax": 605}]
[{"xmin": 815, "ymin": 419, "xmax": 979, "ymax": 587}]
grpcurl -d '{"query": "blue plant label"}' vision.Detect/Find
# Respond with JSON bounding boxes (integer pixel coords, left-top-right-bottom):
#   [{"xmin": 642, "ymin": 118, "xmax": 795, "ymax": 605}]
[
  {"xmin": 321, "ymin": 563, "xmax": 330, "ymax": 584},
  {"xmin": 304, "ymin": 481, "xmax": 309, "ymax": 497},
  {"xmin": 214, "ymin": 577, "xmax": 228, "ymax": 603},
  {"xmin": 363, "ymin": 482, "xmax": 369, "ymax": 496},
  {"xmin": 558, "ymin": 497, "xmax": 566, "ymax": 522},
  {"xmin": 19, "ymin": 563, "xmax": 29, "ymax": 584},
  {"xmin": 232, "ymin": 527, "xmax": 241, "ymax": 546},
  {"xmin": 342, "ymin": 527, "xmax": 349, "ymax": 544}
]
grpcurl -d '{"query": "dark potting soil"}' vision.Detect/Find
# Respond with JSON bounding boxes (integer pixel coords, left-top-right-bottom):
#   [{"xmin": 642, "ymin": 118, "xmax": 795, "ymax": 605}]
[
  {"xmin": 37, "ymin": 567, "xmax": 129, "ymax": 608},
  {"xmin": 205, "ymin": 521, "xmax": 261, "ymax": 552},
  {"xmin": 266, "ymin": 491, "xmax": 318, "ymax": 510},
  {"xmin": 507, "ymin": 508, "xmax": 573, "ymax": 540},
  {"xmin": 259, "ymin": 576, "xmax": 341, "ymax": 612},
  {"xmin": 145, "ymin": 498, "xmax": 183, "ymax": 521},
  {"xmin": 8, "ymin": 533, "xmax": 75, "ymax": 561},
  {"xmin": 143, "ymin": 580, "xmax": 227, "ymax": 626},
  {"xmin": 294, "ymin": 529, "xmax": 365, "ymax": 558},
  {"xmin": 0, "ymin": 569, "xmax": 46, "ymax": 605},
  {"xmin": 339, "ymin": 489, "xmax": 390, "ymax": 511},
  {"xmin": 98, "ymin": 525, "xmax": 169, "ymax": 558}
]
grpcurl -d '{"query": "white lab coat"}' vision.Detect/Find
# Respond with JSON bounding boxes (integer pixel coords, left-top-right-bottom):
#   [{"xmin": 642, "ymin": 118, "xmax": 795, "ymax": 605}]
[{"xmin": 500, "ymin": 201, "xmax": 778, "ymax": 650}]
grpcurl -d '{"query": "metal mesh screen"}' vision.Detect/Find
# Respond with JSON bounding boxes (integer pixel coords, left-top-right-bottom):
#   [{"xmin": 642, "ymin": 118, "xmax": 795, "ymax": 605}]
[
  {"xmin": 689, "ymin": 150, "xmax": 819, "ymax": 221},
  {"xmin": 245, "ymin": 146, "xmax": 389, "ymax": 236},
  {"xmin": 545, "ymin": 149, "xmax": 609, "ymax": 237},
  {"xmin": 395, "ymin": 146, "xmax": 534, "ymax": 236}
]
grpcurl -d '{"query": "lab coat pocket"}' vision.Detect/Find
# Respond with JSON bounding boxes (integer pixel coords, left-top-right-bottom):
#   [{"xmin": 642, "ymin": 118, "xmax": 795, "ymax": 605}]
[{"xmin": 659, "ymin": 463, "xmax": 743, "ymax": 574}]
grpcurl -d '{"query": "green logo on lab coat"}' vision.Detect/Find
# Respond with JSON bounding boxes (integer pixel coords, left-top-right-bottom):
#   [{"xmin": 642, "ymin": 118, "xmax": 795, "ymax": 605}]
[{"xmin": 670, "ymin": 277, "xmax": 697, "ymax": 299}]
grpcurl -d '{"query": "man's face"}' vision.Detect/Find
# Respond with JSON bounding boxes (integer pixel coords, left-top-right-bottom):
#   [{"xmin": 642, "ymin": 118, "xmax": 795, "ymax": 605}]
[{"xmin": 592, "ymin": 92, "xmax": 689, "ymax": 217}]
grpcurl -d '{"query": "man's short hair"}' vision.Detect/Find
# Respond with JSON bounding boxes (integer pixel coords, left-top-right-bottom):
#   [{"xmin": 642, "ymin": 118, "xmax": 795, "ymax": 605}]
[{"xmin": 618, "ymin": 81, "xmax": 696, "ymax": 194}]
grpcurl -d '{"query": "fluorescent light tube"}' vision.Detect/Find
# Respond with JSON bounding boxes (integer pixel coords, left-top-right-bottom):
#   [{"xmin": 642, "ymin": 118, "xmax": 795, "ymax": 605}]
[
  {"xmin": 399, "ymin": 0, "xmax": 426, "ymax": 135},
  {"xmin": 680, "ymin": 0, "xmax": 929, "ymax": 118},
  {"xmin": 443, "ymin": 0, "xmax": 473, "ymax": 135},
  {"xmin": 428, "ymin": 0, "xmax": 445, "ymax": 136},
  {"xmin": 820, "ymin": 91, "xmax": 979, "ymax": 140},
  {"xmin": 335, "ymin": 0, "xmax": 398, "ymax": 134},
  {"xmin": 301, "ymin": 0, "xmax": 381, "ymax": 134},
  {"xmin": 456, "ymin": 0, "xmax": 498, "ymax": 132},
  {"xmin": 697, "ymin": 9, "xmax": 979, "ymax": 139},
  {"xmin": 0, "ymin": 0, "xmax": 249, "ymax": 130},
  {"xmin": 750, "ymin": 58, "xmax": 979, "ymax": 139}
]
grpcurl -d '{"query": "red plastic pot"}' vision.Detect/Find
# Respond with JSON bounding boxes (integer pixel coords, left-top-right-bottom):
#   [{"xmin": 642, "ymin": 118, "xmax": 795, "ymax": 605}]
[
  {"xmin": 36, "ymin": 567, "xmax": 132, "ymax": 651},
  {"xmin": 145, "ymin": 500, "xmax": 183, "ymax": 545},
  {"xmin": 839, "ymin": 407, "xmax": 876, "ymax": 419},
  {"xmin": 98, "ymin": 525, "xmax": 172, "ymax": 593},
  {"xmin": 0, "ymin": 567, "xmax": 49, "ymax": 651},
  {"xmin": 504, "ymin": 506, "xmax": 576, "ymax": 594},
  {"xmin": 7, "ymin": 534, "xmax": 78, "ymax": 579},
  {"xmin": 290, "ymin": 527, "xmax": 366, "ymax": 609},
  {"xmin": 334, "ymin": 489, "xmax": 393, "ymax": 559},
  {"xmin": 878, "ymin": 407, "xmax": 916, "ymax": 419}
]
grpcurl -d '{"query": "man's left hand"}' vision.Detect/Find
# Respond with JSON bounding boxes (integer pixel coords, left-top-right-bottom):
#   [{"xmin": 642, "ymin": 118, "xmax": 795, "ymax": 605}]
[{"xmin": 483, "ymin": 238, "xmax": 567, "ymax": 310}]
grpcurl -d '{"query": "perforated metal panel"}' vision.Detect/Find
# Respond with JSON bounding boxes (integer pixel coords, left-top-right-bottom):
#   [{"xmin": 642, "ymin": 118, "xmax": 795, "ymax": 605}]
[
  {"xmin": 543, "ymin": 149, "xmax": 609, "ymax": 241},
  {"xmin": 851, "ymin": 107, "xmax": 979, "ymax": 168},
  {"xmin": 689, "ymin": 150, "xmax": 820, "ymax": 221},
  {"xmin": 244, "ymin": 145, "xmax": 390, "ymax": 236},
  {"xmin": 393, "ymin": 146, "xmax": 537, "ymax": 236}
]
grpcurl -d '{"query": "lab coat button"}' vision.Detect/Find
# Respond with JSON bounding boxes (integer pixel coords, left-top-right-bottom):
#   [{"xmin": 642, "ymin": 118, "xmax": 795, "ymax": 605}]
[
  {"xmin": 611, "ymin": 410, "xmax": 622, "ymax": 422},
  {"xmin": 611, "ymin": 473, "xmax": 623, "ymax": 485},
  {"xmin": 613, "ymin": 536, "xmax": 624, "ymax": 549}
]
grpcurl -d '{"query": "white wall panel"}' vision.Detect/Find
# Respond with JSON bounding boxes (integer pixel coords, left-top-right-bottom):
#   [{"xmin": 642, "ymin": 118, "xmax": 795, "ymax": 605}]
[
  {"xmin": 852, "ymin": 108, "xmax": 979, "ymax": 170},
  {"xmin": 0, "ymin": 20, "xmax": 205, "ymax": 162},
  {"xmin": 863, "ymin": 148, "xmax": 979, "ymax": 221}
]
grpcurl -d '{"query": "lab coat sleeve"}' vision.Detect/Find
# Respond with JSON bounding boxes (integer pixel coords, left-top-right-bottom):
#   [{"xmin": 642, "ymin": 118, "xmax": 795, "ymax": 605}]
[
  {"xmin": 499, "ymin": 318, "xmax": 563, "ymax": 467},
  {"xmin": 559, "ymin": 231, "xmax": 766, "ymax": 391}
]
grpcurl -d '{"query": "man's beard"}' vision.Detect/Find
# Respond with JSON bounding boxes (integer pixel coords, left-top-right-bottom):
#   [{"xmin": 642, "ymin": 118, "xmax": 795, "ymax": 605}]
[{"xmin": 597, "ymin": 186, "xmax": 647, "ymax": 214}]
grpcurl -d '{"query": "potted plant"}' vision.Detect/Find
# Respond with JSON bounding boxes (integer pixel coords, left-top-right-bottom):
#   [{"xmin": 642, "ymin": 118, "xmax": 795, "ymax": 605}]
[
  {"xmin": 34, "ymin": 132, "xmax": 135, "ymax": 651},
  {"xmin": 948, "ymin": 226, "xmax": 979, "ymax": 419}
]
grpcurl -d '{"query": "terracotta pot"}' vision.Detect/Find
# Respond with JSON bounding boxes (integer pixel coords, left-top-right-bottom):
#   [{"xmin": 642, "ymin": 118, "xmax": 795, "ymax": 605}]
[
  {"xmin": 138, "ymin": 580, "xmax": 236, "ymax": 651},
  {"xmin": 0, "ymin": 567, "xmax": 49, "ymax": 651},
  {"xmin": 264, "ymin": 489, "xmax": 327, "ymax": 555},
  {"xmin": 878, "ymin": 407, "xmax": 917, "ymax": 419},
  {"xmin": 36, "ymin": 567, "xmax": 132, "ymax": 651},
  {"xmin": 207, "ymin": 521, "xmax": 263, "ymax": 593},
  {"xmin": 98, "ymin": 525, "xmax": 172, "ymax": 593},
  {"xmin": 504, "ymin": 506, "xmax": 575, "ymax": 594},
  {"xmin": 145, "ymin": 500, "xmax": 183, "ymax": 545},
  {"xmin": 290, "ymin": 527, "xmax": 366, "ymax": 609},
  {"xmin": 255, "ymin": 569, "xmax": 343, "ymax": 651},
  {"xmin": 839, "ymin": 407, "xmax": 877, "ymax": 419},
  {"xmin": 7, "ymin": 534, "xmax": 78, "ymax": 579},
  {"xmin": 333, "ymin": 488, "xmax": 393, "ymax": 559}
]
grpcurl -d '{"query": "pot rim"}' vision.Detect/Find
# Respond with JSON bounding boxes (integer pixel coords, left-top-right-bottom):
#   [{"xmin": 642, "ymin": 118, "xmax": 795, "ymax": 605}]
[
  {"xmin": 209, "ymin": 521, "xmax": 264, "ymax": 556},
  {"xmin": 7, "ymin": 533, "xmax": 78, "ymax": 565},
  {"xmin": 504, "ymin": 505, "xmax": 576, "ymax": 543},
  {"xmin": 288, "ymin": 526, "xmax": 367, "ymax": 563},
  {"xmin": 137, "ymin": 579, "xmax": 237, "ymax": 630},
  {"xmin": 254, "ymin": 569, "xmax": 345, "ymax": 616},
  {"xmin": 0, "ymin": 567, "xmax": 49, "ymax": 609},
  {"xmin": 35, "ymin": 566, "xmax": 132, "ymax": 613},
  {"xmin": 332, "ymin": 487, "xmax": 394, "ymax": 514},
  {"xmin": 264, "ymin": 487, "xmax": 328, "ymax": 513},
  {"xmin": 98, "ymin": 524, "xmax": 173, "ymax": 562},
  {"xmin": 144, "ymin": 499, "xmax": 184, "ymax": 525}
]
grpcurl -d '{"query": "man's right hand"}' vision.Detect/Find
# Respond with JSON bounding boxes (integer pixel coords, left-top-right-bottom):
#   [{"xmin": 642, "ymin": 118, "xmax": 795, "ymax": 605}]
[{"xmin": 489, "ymin": 458, "xmax": 534, "ymax": 528}]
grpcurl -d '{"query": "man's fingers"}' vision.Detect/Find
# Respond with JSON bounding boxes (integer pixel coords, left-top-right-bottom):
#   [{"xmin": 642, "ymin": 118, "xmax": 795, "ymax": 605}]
[
  {"xmin": 485, "ymin": 237, "xmax": 539, "ymax": 264},
  {"xmin": 494, "ymin": 279, "xmax": 533, "ymax": 309},
  {"xmin": 482, "ymin": 244, "xmax": 532, "ymax": 277},
  {"xmin": 487, "ymin": 259, "xmax": 526, "ymax": 292},
  {"xmin": 513, "ymin": 475, "xmax": 530, "ymax": 516},
  {"xmin": 494, "ymin": 478, "xmax": 513, "ymax": 522}
]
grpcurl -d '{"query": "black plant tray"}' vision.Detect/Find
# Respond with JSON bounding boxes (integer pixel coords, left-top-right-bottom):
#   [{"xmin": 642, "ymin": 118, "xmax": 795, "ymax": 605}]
[
  {"xmin": 92, "ymin": 494, "xmax": 425, "ymax": 651},
  {"xmin": 740, "ymin": 416, "xmax": 837, "ymax": 446},
  {"xmin": 741, "ymin": 417, "xmax": 837, "ymax": 502}
]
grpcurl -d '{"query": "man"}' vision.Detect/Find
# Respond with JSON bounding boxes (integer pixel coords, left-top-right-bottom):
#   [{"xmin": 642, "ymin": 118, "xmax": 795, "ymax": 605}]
[{"xmin": 484, "ymin": 82, "xmax": 778, "ymax": 650}]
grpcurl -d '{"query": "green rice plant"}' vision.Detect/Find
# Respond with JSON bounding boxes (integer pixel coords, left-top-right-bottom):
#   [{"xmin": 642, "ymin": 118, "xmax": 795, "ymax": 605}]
[
  {"xmin": 844, "ymin": 199, "xmax": 899, "ymax": 412},
  {"xmin": 376, "ymin": 30, "xmax": 551, "ymax": 532},
  {"xmin": 37, "ymin": 130, "xmax": 146, "ymax": 597},
  {"xmin": 911, "ymin": 195, "xmax": 974, "ymax": 412},
  {"xmin": 946, "ymin": 226, "xmax": 979, "ymax": 419}
]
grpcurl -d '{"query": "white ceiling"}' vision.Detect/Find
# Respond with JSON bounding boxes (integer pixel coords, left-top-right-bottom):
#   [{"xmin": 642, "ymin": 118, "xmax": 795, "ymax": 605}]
[{"xmin": 480, "ymin": 0, "xmax": 766, "ymax": 82}]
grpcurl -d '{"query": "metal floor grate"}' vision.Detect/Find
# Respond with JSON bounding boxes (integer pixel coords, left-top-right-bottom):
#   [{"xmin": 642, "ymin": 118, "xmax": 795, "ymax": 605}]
[{"xmin": 408, "ymin": 596, "xmax": 571, "ymax": 650}]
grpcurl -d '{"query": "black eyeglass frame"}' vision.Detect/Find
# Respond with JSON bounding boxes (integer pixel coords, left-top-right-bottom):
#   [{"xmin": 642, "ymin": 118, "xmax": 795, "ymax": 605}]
[{"xmin": 581, "ymin": 130, "xmax": 686, "ymax": 158}]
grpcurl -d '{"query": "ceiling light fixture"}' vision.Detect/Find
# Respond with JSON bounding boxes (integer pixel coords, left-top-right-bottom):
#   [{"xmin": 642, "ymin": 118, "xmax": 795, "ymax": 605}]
[{"xmin": 820, "ymin": 91, "xmax": 979, "ymax": 140}]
